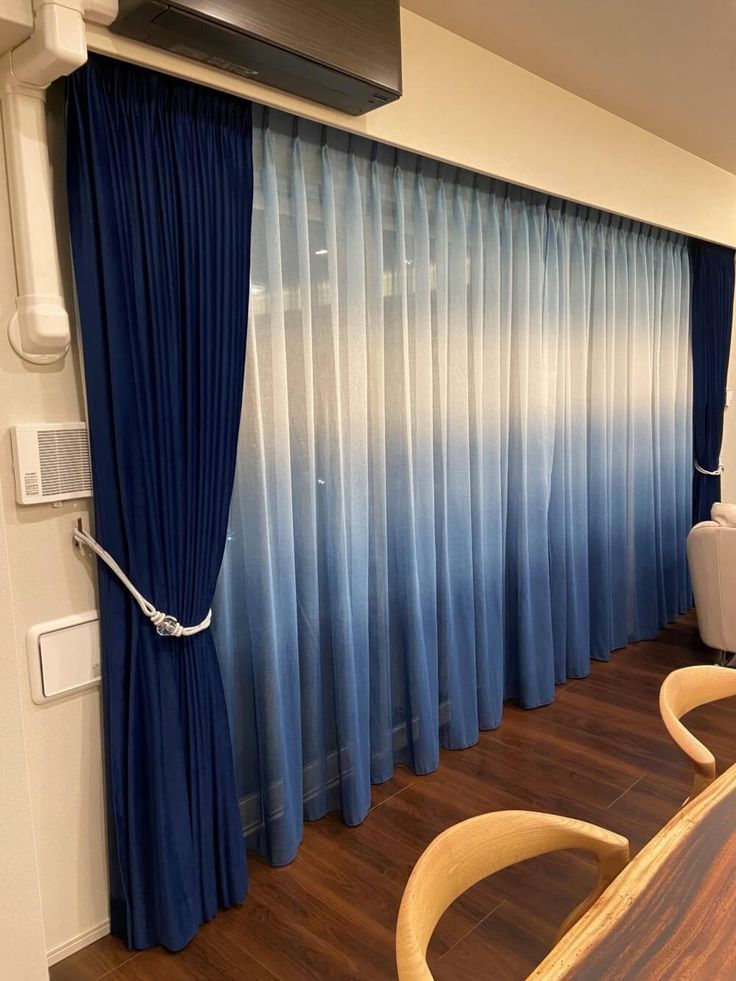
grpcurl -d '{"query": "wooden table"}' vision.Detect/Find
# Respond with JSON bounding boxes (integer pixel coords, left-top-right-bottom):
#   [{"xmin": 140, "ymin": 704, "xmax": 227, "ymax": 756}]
[{"xmin": 532, "ymin": 762, "xmax": 736, "ymax": 979}]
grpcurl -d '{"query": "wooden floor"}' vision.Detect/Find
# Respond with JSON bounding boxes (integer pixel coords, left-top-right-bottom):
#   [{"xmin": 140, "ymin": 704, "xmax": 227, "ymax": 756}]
[{"xmin": 51, "ymin": 612, "xmax": 736, "ymax": 981}]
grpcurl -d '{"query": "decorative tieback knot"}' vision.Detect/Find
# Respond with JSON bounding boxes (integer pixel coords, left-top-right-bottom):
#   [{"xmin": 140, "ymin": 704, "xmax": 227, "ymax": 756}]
[
  {"xmin": 152, "ymin": 612, "xmax": 183, "ymax": 637},
  {"xmin": 73, "ymin": 525, "xmax": 212, "ymax": 639},
  {"xmin": 150, "ymin": 609, "xmax": 212, "ymax": 638}
]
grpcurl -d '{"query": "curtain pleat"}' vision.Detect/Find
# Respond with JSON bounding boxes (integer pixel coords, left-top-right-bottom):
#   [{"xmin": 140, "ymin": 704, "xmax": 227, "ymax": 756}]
[{"xmin": 213, "ymin": 108, "xmax": 692, "ymax": 868}]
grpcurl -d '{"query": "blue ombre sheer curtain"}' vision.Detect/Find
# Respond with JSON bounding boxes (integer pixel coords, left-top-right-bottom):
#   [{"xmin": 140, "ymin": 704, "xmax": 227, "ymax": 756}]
[{"xmin": 213, "ymin": 108, "xmax": 692, "ymax": 867}]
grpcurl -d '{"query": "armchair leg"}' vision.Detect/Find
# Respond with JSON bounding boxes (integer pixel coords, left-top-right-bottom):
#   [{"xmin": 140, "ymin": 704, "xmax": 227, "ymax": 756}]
[{"xmin": 715, "ymin": 650, "xmax": 736, "ymax": 668}]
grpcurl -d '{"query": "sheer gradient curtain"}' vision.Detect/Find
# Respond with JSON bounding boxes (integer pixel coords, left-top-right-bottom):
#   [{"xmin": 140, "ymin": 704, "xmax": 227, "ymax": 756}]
[{"xmin": 213, "ymin": 108, "xmax": 692, "ymax": 867}]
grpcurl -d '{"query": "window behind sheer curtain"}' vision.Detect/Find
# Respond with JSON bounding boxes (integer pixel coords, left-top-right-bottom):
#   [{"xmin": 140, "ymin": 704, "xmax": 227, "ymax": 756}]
[{"xmin": 213, "ymin": 106, "xmax": 692, "ymax": 866}]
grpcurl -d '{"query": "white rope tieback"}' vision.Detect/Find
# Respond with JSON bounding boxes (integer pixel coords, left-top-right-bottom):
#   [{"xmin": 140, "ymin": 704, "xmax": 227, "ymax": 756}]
[
  {"xmin": 73, "ymin": 527, "xmax": 211, "ymax": 638},
  {"xmin": 694, "ymin": 459, "xmax": 724, "ymax": 477}
]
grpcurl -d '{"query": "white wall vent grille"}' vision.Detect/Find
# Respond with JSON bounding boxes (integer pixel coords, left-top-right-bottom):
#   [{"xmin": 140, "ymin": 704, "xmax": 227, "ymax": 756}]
[{"xmin": 11, "ymin": 423, "xmax": 92, "ymax": 504}]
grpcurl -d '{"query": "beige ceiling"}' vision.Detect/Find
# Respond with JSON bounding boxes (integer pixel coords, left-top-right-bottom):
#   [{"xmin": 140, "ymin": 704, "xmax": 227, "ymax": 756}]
[{"xmin": 404, "ymin": 0, "xmax": 736, "ymax": 174}]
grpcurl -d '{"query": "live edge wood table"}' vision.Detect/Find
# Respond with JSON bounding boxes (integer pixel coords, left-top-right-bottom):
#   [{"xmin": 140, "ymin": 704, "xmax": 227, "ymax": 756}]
[{"xmin": 532, "ymin": 762, "xmax": 736, "ymax": 979}]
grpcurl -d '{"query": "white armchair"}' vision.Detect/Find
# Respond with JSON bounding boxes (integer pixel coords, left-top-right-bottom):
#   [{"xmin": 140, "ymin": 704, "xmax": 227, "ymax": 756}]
[{"xmin": 687, "ymin": 503, "xmax": 736, "ymax": 665}]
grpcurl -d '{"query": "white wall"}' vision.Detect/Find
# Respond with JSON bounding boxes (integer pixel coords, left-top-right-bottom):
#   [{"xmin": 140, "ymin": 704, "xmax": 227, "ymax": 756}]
[
  {"xmin": 0, "ymin": 448, "xmax": 48, "ymax": 979},
  {"xmin": 0, "ymin": 89, "xmax": 108, "ymax": 970},
  {"xmin": 3, "ymin": 7, "xmax": 736, "ymax": 968}
]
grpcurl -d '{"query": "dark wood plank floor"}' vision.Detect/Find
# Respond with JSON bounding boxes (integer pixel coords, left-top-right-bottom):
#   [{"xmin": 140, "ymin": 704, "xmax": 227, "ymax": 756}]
[{"xmin": 51, "ymin": 612, "xmax": 736, "ymax": 981}]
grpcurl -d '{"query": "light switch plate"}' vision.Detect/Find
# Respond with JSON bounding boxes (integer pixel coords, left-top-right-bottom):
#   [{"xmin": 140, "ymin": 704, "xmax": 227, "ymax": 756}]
[{"xmin": 27, "ymin": 611, "xmax": 100, "ymax": 704}]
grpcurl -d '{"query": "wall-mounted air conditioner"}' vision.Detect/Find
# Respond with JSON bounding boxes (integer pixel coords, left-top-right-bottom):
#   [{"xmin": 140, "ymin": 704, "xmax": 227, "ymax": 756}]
[
  {"xmin": 11, "ymin": 422, "xmax": 92, "ymax": 505},
  {"xmin": 111, "ymin": 0, "xmax": 402, "ymax": 115}
]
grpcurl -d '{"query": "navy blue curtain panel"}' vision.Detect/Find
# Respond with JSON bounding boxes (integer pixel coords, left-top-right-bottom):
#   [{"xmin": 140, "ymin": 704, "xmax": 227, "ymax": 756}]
[
  {"xmin": 691, "ymin": 240, "xmax": 735, "ymax": 524},
  {"xmin": 66, "ymin": 56, "xmax": 253, "ymax": 950}
]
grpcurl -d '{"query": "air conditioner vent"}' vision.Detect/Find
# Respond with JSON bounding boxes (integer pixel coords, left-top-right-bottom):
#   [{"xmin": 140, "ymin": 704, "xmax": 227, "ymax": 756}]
[
  {"xmin": 11, "ymin": 423, "xmax": 93, "ymax": 505},
  {"xmin": 111, "ymin": 0, "xmax": 402, "ymax": 116}
]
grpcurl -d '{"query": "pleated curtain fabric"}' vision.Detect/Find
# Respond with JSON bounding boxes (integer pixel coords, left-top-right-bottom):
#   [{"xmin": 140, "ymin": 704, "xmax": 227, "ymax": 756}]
[
  {"xmin": 213, "ymin": 109, "xmax": 693, "ymax": 868},
  {"xmin": 66, "ymin": 57, "xmax": 252, "ymax": 950},
  {"xmin": 691, "ymin": 240, "xmax": 735, "ymax": 524}
]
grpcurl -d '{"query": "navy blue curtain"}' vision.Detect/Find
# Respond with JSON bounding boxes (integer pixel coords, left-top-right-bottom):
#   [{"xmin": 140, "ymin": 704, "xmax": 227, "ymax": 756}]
[
  {"xmin": 691, "ymin": 240, "xmax": 735, "ymax": 524},
  {"xmin": 66, "ymin": 56, "xmax": 252, "ymax": 951}
]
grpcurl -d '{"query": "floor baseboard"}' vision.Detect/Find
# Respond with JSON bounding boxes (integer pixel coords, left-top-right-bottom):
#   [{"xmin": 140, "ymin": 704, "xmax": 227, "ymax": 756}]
[{"xmin": 47, "ymin": 920, "xmax": 110, "ymax": 967}]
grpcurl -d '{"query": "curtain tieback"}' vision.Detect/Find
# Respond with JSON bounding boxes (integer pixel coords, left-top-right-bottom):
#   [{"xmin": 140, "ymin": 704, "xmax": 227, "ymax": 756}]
[
  {"xmin": 694, "ymin": 459, "xmax": 724, "ymax": 477},
  {"xmin": 73, "ymin": 527, "xmax": 212, "ymax": 638}
]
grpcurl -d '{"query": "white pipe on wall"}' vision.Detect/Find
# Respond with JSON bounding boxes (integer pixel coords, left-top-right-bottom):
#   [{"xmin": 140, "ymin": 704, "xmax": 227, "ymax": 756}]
[
  {"xmin": 0, "ymin": 0, "xmax": 117, "ymax": 365},
  {"xmin": 1, "ymin": 66, "xmax": 73, "ymax": 363}
]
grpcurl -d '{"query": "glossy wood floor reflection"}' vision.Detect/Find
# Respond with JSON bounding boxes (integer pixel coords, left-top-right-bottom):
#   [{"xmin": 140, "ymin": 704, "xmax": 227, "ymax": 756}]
[{"xmin": 51, "ymin": 612, "xmax": 736, "ymax": 981}]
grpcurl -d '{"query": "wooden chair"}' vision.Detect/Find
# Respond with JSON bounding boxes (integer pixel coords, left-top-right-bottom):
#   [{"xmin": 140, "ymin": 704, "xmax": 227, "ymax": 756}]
[
  {"xmin": 659, "ymin": 665, "xmax": 736, "ymax": 800},
  {"xmin": 395, "ymin": 810, "xmax": 629, "ymax": 981}
]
